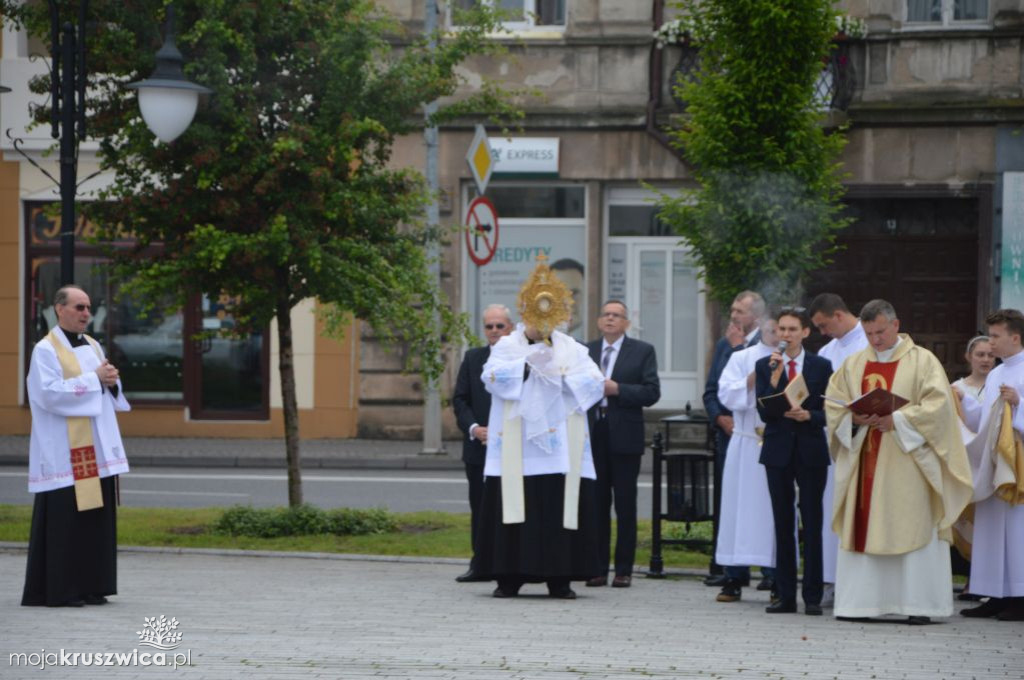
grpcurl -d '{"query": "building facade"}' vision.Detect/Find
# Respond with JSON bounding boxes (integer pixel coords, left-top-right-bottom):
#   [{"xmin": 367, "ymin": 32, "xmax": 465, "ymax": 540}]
[{"xmin": 1, "ymin": 1, "xmax": 1019, "ymax": 440}]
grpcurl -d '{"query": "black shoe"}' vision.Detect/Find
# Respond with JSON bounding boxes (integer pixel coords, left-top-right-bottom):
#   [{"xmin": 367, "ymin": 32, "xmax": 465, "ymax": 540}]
[
  {"xmin": 805, "ymin": 603, "xmax": 823, "ymax": 616},
  {"xmin": 996, "ymin": 599, "xmax": 1024, "ymax": 621},
  {"xmin": 548, "ymin": 587, "xmax": 577, "ymax": 600},
  {"xmin": 703, "ymin": 574, "xmax": 729, "ymax": 587},
  {"xmin": 765, "ymin": 600, "xmax": 797, "ymax": 614},
  {"xmin": 455, "ymin": 568, "xmax": 488, "ymax": 583},
  {"xmin": 836, "ymin": 616, "xmax": 872, "ymax": 622},
  {"xmin": 716, "ymin": 583, "xmax": 742, "ymax": 603},
  {"xmin": 756, "ymin": 577, "xmax": 775, "ymax": 592},
  {"xmin": 961, "ymin": 598, "xmax": 1005, "ymax": 618},
  {"xmin": 83, "ymin": 594, "xmax": 108, "ymax": 605},
  {"xmin": 492, "ymin": 586, "xmax": 519, "ymax": 598},
  {"xmin": 906, "ymin": 616, "xmax": 931, "ymax": 625}
]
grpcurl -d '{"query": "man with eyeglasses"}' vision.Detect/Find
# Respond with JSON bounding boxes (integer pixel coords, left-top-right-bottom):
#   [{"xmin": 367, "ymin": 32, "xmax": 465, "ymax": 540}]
[
  {"xmin": 585, "ymin": 300, "xmax": 660, "ymax": 588},
  {"xmin": 451, "ymin": 304, "xmax": 514, "ymax": 582},
  {"xmin": 22, "ymin": 285, "xmax": 130, "ymax": 607}
]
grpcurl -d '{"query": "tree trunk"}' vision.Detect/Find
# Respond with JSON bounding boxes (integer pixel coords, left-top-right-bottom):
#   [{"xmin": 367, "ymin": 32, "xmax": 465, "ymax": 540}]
[{"xmin": 276, "ymin": 294, "xmax": 303, "ymax": 506}]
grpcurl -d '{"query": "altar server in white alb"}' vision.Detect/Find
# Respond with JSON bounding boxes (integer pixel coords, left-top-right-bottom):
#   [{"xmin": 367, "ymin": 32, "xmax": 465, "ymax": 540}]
[
  {"xmin": 475, "ymin": 257, "xmax": 605, "ymax": 599},
  {"xmin": 22, "ymin": 285, "xmax": 130, "ymax": 607},
  {"xmin": 825, "ymin": 299, "xmax": 972, "ymax": 624},
  {"xmin": 712, "ymin": 315, "xmax": 778, "ymax": 603},
  {"xmin": 959, "ymin": 309, "xmax": 1024, "ymax": 621},
  {"xmin": 808, "ymin": 292, "xmax": 868, "ymax": 606}
]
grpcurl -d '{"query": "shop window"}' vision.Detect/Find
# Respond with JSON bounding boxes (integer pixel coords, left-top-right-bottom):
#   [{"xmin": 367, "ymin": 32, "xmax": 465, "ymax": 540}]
[{"xmin": 24, "ymin": 201, "xmax": 268, "ymax": 416}]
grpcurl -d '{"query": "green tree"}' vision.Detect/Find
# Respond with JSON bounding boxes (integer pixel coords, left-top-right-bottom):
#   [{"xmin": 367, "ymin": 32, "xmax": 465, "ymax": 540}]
[
  {"xmin": 2, "ymin": 0, "xmax": 515, "ymax": 505},
  {"xmin": 657, "ymin": 0, "xmax": 851, "ymax": 307}
]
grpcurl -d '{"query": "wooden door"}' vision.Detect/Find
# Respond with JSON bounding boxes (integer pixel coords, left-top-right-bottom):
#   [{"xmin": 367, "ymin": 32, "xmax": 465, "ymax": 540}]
[{"xmin": 807, "ymin": 196, "xmax": 982, "ymax": 380}]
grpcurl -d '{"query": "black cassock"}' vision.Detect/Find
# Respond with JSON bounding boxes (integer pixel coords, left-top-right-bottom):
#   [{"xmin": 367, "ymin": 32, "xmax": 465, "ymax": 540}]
[
  {"xmin": 22, "ymin": 475, "xmax": 118, "ymax": 606},
  {"xmin": 474, "ymin": 474, "xmax": 601, "ymax": 583}
]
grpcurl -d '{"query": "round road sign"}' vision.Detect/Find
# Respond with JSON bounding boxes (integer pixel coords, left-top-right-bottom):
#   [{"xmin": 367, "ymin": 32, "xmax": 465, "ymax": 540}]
[{"xmin": 465, "ymin": 197, "xmax": 500, "ymax": 266}]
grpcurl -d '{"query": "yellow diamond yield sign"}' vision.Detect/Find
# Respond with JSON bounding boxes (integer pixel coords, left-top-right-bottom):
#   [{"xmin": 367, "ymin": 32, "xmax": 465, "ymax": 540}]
[{"xmin": 466, "ymin": 124, "xmax": 495, "ymax": 195}]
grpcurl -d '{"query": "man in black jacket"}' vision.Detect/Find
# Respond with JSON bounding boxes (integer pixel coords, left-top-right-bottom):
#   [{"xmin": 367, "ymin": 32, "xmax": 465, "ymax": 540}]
[
  {"xmin": 754, "ymin": 306, "xmax": 833, "ymax": 615},
  {"xmin": 586, "ymin": 300, "xmax": 660, "ymax": 588},
  {"xmin": 452, "ymin": 304, "xmax": 513, "ymax": 582}
]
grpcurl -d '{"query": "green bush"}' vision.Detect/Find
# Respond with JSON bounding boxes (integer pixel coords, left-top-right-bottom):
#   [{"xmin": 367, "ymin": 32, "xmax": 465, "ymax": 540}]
[{"xmin": 213, "ymin": 505, "xmax": 398, "ymax": 538}]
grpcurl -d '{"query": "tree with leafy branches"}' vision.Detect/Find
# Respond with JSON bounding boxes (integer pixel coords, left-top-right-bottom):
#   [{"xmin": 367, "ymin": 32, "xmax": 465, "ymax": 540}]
[
  {"xmin": 1, "ymin": 0, "xmax": 518, "ymax": 505},
  {"xmin": 657, "ymin": 0, "xmax": 851, "ymax": 308}
]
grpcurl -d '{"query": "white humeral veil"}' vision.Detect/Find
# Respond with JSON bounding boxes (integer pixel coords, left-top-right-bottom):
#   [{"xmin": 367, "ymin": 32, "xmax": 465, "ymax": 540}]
[{"xmin": 482, "ymin": 325, "xmax": 604, "ymax": 529}]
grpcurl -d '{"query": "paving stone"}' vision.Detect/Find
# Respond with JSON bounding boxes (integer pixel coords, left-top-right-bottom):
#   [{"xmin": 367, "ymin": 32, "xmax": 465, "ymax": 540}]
[{"xmin": 0, "ymin": 548, "xmax": 1021, "ymax": 679}]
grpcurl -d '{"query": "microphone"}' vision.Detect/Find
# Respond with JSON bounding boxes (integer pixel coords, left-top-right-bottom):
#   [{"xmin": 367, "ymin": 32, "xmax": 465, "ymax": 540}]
[{"xmin": 769, "ymin": 340, "xmax": 789, "ymax": 370}]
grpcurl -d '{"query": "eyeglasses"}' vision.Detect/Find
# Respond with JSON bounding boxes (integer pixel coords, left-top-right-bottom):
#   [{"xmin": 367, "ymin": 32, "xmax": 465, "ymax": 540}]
[
  {"xmin": 601, "ymin": 312, "xmax": 627, "ymax": 320},
  {"xmin": 484, "ymin": 323, "xmax": 506, "ymax": 330},
  {"xmin": 65, "ymin": 303, "xmax": 91, "ymax": 312},
  {"xmin": 780, "ymin": 306, "xmax": 806, "ymax": 314}
]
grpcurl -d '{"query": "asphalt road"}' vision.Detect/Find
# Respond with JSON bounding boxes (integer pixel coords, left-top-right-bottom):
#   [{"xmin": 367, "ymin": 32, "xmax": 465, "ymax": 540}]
[{"xmin": 0, "ymin": 467, "xmax": 656, "ymax": 516}]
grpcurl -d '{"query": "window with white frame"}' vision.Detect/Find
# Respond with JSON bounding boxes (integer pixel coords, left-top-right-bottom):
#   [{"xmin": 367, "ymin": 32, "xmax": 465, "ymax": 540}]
[
  {"xmin": 449, "ymin": 0, "xmax": 566, "ymax": 29},
  {"xmin": 906, "ymin": 0, "xmax": 988, "ymax": 26}
]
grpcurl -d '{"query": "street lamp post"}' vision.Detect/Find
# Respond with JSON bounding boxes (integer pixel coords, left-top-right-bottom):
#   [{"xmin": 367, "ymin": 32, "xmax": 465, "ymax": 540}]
[{"xmin": 39, "ymin": 1, "xmax": 209, "ymax": 286}]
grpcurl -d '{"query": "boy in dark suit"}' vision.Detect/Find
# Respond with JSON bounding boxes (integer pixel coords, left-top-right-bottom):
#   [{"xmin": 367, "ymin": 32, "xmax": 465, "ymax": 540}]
[
  {"xmin": 451, "ymin": 304, "xmax": 513, "ymax": 582},
  {"xmin": 755, "ymin": 306, "xmax": 833, "ymax": 615},
  {"xmin": 585, "ymin": 300, "xmax": 661, "ymax": 588}
]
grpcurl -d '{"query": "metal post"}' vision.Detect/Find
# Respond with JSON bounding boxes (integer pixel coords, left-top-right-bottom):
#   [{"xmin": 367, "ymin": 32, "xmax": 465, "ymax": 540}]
[
  {"xmin": 420, "ymin": 0, "xmax": 444, "ymax": 455},
  {"xmin": 58, "ymin": 20, "xmax": 77, "ymax": 286},
  {"xmin": 648, "ymin": 431, "xmax": 665, "ymax": 578}
]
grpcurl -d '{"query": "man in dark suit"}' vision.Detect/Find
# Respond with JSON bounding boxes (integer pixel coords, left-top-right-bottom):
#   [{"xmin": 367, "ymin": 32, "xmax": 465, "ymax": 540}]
[
  {"xmin": 585, "ymin": 300, "xmax": 660, "ymax": 588},
  {"xmin": 755, "ymin": 306, "xmax": 833, "ymax": 616},
  {"xmin": 451, "ymin": 304, "xmax": 513, "ymax": 582},
  {"xmin": 703, "ymin": 290, "xmax": 765, "ymax": 587}
]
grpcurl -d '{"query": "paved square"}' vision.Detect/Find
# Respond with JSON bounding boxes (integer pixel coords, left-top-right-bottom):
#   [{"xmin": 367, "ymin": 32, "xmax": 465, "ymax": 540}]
[{"xmin": 1, "ymin": 548, "xmax": 1021, "ymax": 679}]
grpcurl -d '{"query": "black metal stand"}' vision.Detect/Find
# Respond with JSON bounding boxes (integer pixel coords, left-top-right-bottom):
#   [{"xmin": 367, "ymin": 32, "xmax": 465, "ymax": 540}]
[{"xmin": 648, "ymin": 413, "xmax": 715, "ymax": 578}]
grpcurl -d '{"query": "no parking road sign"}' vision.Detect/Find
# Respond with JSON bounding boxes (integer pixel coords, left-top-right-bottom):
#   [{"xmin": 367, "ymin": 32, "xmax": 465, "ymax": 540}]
[{"xmin": 465, "ymin": 197, "xmax": 500, "ymax": 266}]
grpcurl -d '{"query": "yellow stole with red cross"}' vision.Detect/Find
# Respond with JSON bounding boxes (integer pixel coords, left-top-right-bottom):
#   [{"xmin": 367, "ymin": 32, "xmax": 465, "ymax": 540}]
[{"xmin": 46, "ymin": 329, "xmax": 104, "ymax": 511}]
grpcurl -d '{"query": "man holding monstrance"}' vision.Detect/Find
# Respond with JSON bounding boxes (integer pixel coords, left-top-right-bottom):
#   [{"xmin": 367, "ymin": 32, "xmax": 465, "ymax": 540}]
[{"xmin": 475, "ymin": 255, "xmax": 605, "ymax": 599}]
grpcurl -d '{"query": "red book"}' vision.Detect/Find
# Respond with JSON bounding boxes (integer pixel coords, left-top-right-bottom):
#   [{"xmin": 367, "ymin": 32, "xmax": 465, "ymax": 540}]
[{"xmin": 843, "ymin": 387, "xmax": 909, "ymax": 417}]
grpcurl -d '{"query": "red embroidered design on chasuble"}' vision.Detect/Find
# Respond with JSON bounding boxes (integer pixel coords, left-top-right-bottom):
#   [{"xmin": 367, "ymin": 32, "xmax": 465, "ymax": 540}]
[{"xmin": 854, "ymin": 360, "xmax": 900, "ymax": 552}]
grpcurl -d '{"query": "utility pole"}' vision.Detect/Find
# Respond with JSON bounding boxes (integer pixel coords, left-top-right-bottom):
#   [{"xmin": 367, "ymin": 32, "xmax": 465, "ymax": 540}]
[{"xmin": 421, "ymin": 0, "xmax": 444, "ymax": 455}]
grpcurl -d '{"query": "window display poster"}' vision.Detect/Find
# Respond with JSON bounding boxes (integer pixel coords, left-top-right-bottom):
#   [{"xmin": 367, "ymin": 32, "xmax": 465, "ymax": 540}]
[
  {"xmin": 470, "ymin": 221, "xmax": 587, "ymax": 340},
  {"xmin": 1002, "ymin": 171, "xmax": 1024, "ymax": 310}
]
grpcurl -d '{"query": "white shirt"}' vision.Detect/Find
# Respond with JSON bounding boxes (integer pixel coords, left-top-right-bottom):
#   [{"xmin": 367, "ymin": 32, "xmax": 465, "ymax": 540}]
[
  {"xmin": 599, "ymin": 335, "xmax": 624, "ymax": 407},
  {"xmin": 818, "ymin": 320, "xmax": 868, "ymax": 372},
  {"xmin": 782, "ymin": 348, "xmax": 806, "ymax": 378}
]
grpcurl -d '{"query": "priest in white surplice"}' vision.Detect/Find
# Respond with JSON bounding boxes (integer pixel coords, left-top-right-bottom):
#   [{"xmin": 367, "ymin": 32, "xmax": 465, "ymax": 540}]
[
  {"xmin": 809, "ymin": 292, "xmax": 868, "ymax": 606},
  {"xmin": 959, "ymin": 309, "xmax": 1024, "ymax": 621},
  {"xmin": 825, "ymin": 299, "xmax": 972, "ymax": 623},
  {"xmin": 475, "ymin": 258, "xmax": 605, "ymax": 599},
  {"xmin": 712, "ymin": 316, "xmax": 778, "ymax": 603},
  {"xmin": 22, "ymin": 285, "xmax": 130, "ymax": 607}
]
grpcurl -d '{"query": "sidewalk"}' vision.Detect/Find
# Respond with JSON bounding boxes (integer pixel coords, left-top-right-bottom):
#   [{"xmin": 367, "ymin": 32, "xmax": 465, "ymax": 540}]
[
  {"xmin": 0, "ymin": 436, "xmax": 664, "ymax": 472},
  {"xmin": 0, "ymin": 546, "xmax": 1017, "ymax": 679}
]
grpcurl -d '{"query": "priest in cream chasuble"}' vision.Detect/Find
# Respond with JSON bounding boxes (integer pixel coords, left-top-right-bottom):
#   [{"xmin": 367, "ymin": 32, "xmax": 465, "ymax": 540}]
[{"xmin": 825, "ymin": 301, "xmax": 972, "ymax": 620}]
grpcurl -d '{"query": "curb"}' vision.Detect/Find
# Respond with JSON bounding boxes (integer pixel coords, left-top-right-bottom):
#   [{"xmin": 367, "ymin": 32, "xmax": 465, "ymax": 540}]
[
  {"xmin": 0, "ymin": 455, "xmax": 466, "ymax": 471},
  {"xmin": 0, "ymin": 541, "xmax": 704, "ymax": 577}
]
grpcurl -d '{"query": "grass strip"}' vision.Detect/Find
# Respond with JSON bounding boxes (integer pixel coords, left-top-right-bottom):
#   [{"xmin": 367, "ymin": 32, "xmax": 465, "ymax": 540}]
[{"xmin": 0, "ymin": 504, "xmax": 713, "ymax": 569}]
